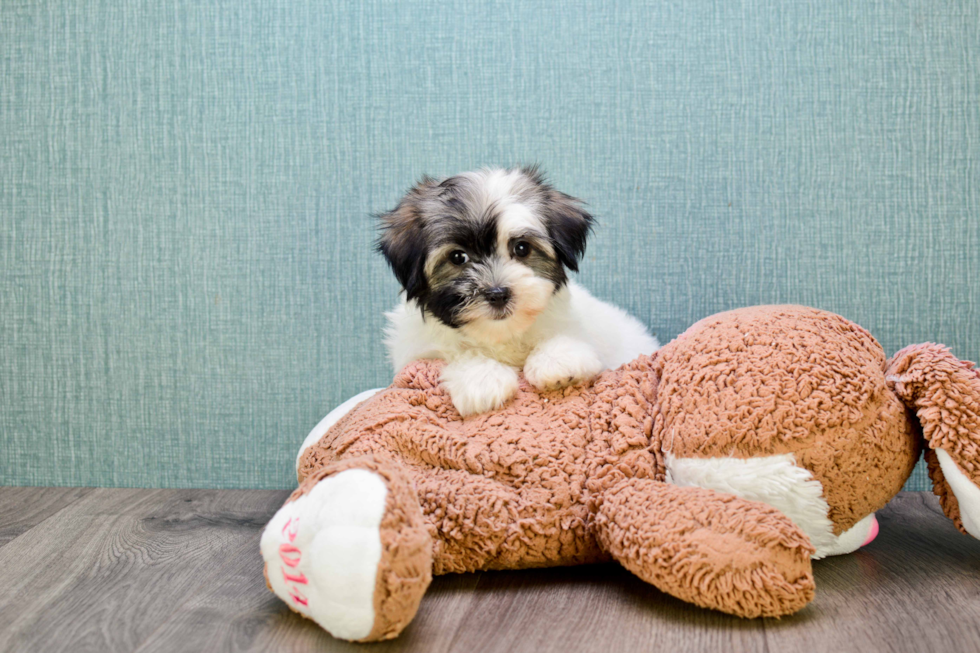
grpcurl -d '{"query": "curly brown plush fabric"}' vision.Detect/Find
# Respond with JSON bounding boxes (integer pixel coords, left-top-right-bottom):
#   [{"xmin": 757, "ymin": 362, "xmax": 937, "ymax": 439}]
[
  {"xmin": 299, "ymin": 361, "xmax": 610, "ymax": 573},
  {"xmin": 887, "ymin": 343, "xmax": 980, "ymax": 532},
  {"xmin": 652, "ymin": 306, "xmax": 920, "ymax": 534},
  {"xmin": 594, "ymin": 479, "xmax": 815, "ymax": 618},
  {"xmin": 266, "ymin": 305, "xmax": 980, "ymax": 641}
]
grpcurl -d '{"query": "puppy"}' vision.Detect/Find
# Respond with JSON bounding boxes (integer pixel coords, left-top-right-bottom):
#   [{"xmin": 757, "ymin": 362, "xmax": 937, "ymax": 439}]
[{"xmin": 377, "ymin": 166, "xmax": 659, "ymax": 416}]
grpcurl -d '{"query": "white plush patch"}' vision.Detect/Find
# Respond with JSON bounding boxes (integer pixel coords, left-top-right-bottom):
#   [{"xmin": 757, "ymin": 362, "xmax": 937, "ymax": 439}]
[
  {"xmin": 297, "ymin": 389, "xmax": 384, "ymax": 472},
  {"xmin": 440, "ymin": 354, "xmax": 519, "ymax": 416},
  {"xmin": 818, "ymin": 512, "xmax": 877, "ymax": 557},
  {"xmin": 523, "ymin": 335, "xmax": 603, "ymax": 391},
  {"xmin": 260, "ymin": 469, "xmax": 388, "ymax": 641},
  {"xmin": 665, "ymin": 453, "xmax": 840, "ymax": 559},
  {"xmin": 936, "ymin": 448, "xmax": 980, "ymax": 539}
]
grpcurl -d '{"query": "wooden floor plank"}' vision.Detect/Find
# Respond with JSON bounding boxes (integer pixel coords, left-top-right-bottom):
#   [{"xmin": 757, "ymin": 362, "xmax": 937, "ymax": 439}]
[
  {"xmin": 0, "ymin": 490, "xmax": 977, "ymax": 652},
  {"xmin": 0, "ymin": 488, "xmax": 288, "ymax": 653},
  {"xmin": 240, "ymin": 573, "xmax": 483, "ymax": 653},
  {"xmin": 762, "ymin": 493, "xmax": 980, "ymax": 653},
  {"xmin": 443, "ymin": 564, "xmax": 766, "ymax": 653},
  {"xmin": 0, "ymin": 486, "xmax": 94, "ymax": 547},
  {"xmin": 135, "ymin": 539, "xmax": 483, "ymax": 653}
]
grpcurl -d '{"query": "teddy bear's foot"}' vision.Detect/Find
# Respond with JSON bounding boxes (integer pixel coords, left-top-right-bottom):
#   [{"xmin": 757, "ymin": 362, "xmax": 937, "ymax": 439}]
[
  {"xmin": 818, "ymin": 513, "xmax": 879, "ymax": 557},
  {"xmin": 260, "ymin": 457, "xmax": 432, "ymax": 642},
  {"xmin": 595, "ymin": 479, "xmax": 815, "ymax": 618}
]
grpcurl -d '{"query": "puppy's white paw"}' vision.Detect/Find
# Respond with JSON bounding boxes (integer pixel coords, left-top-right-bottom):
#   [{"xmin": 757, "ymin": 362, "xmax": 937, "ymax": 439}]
[
  {"xmin": 441, "ymin": 356, "xmax": 519, "ymax": 416},
  {"xmin": 524, "ymin": 336, "xmax": 603, "ymax": 391},
  {"xmin": 260, "ymin": 469, "xmax": 388, "ymax": 641}
]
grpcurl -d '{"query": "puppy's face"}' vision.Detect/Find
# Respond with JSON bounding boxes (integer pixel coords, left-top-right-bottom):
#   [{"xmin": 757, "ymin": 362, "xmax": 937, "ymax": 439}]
[{"xmin": 378, "ymin": 167, "xmax": 593, "ymax": 342}]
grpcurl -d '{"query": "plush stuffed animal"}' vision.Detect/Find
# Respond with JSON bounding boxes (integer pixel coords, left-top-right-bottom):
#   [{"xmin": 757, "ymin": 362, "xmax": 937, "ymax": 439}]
[{"xmin": 260, "ymin": 305, "xmax": 980, "ymax": 642}]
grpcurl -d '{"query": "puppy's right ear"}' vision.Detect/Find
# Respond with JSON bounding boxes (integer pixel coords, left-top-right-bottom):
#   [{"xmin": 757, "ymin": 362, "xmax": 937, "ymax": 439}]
[
  {"xmin": 376, "ymin": 177, "xmax": 435, "ymax": 302},
  {"xmin": 543, "ymin": 192, "xmax": 593, "ymax": 273}
]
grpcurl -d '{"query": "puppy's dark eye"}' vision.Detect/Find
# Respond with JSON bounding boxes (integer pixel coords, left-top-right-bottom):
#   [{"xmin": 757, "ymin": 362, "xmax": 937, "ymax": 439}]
[
  {"xmin": 448, "ymin": 250, "xmax": 469, "ymax": 266},
  {"xmin": 513, "ymin": 241, "xmax": 531, "ymax": 258}
]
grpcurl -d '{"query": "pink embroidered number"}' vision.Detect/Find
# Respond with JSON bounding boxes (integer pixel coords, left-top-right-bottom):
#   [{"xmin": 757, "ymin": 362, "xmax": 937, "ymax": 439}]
[{"xmin": 279, "ymin": 517, "xmax": 308, "ymax": 605}]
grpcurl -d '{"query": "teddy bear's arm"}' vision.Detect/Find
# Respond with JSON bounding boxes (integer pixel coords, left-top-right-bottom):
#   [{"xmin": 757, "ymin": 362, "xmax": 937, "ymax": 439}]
[
  {"xmin": 593, "ymin": 478, "xmax": 816, "ymax": 618},
  {"xmin": 887, "ymin": 343, "xmax": 980, "ymax": 538}
]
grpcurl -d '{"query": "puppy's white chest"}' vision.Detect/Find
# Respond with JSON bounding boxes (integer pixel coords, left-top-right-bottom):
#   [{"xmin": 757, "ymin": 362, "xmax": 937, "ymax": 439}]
[{"xmin": 459, "ymin": 339, "xmax": 535, "ymax": 368}]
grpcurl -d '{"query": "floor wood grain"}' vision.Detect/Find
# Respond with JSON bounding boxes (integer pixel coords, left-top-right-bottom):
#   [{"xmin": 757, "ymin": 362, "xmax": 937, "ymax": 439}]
[
  {"xmin": 0, "ymin": 487, "xmax": 93, "ymax": 547},
  {"xmin": 0, "ymin": 488, "xmax": 977, "ymax": 653},
  {"xmin": 0, "ymin": 488, "xmax": 288, "ymax": 653},
  {"xmin": 763, "ymin": 493, "xmax": 980, "ymax": 653}
]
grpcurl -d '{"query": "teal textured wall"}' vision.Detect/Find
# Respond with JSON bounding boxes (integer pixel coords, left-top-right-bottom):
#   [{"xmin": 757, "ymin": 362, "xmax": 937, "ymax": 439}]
[{"xmin": 1, "ymin": 1, "xmax": 978, "ymax": 489}]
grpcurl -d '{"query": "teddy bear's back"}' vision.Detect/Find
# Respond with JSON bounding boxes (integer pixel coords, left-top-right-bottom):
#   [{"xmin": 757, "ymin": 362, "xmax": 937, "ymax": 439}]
[{"xmin": 653, "ymin": 305, "xmax": 919, "ymax": 532}]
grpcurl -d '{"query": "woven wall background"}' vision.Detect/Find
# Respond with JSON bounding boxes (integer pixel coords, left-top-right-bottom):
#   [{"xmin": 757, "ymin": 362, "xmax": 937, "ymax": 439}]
[{"xmin": 2, "ymin": 1, "xmax": 978, "ymax": 489}]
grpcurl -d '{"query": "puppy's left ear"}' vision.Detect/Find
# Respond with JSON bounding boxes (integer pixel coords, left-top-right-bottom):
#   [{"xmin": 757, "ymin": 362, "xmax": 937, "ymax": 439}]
[{"xmin": 543, "ymin": 192, "xmax": 593, "ymax": 272}]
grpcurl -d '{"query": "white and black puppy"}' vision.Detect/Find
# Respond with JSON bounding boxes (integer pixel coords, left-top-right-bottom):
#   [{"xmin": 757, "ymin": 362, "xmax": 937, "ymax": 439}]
[{"xmin": 377, "ymin": 166, "xmax": 659, "ymax": 416}]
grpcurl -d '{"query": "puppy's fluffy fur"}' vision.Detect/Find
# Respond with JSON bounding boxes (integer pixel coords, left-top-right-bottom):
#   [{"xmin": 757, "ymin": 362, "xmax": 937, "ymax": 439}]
[{"xmin": 378, "ymin": 166, "xmax": 659, "ymax": 416}]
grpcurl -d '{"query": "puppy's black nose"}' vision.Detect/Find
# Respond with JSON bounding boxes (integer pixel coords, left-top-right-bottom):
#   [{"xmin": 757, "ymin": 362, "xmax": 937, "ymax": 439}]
[{"xmin": 484, "ymin": 287, "xmax": 511, "ymax": 308}]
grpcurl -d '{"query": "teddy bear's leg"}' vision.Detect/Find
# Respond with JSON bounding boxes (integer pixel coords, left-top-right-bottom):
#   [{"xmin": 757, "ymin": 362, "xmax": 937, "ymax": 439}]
[
  {"xmin": 887, "ymin": 344, "xmax": 980, "ymax": 539},
  {"xmin": 260, "ymin": 455, "xmax": 432, "ymax": 642},
  {"xmin": 816, "ymin": 513, "xmax": 879, "ymax": 557},
  {"xmin": 593, "ymin": 478, "xmax": 816, "ymax": 618},
  {"xmin": 664, "ymin": 453, "xmax": 881, "ymax": 559}
]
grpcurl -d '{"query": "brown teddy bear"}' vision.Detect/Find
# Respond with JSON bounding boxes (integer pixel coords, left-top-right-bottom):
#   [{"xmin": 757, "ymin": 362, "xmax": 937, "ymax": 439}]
[{"xmin": 260, "ymin": 305, "xmax": 980, "ymax": 642}]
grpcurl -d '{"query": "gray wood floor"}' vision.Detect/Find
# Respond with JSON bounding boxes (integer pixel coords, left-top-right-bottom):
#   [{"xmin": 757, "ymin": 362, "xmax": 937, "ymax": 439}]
[{"xmin": 0, "ymin": 489, "xmax": 978, "ymax": 653}]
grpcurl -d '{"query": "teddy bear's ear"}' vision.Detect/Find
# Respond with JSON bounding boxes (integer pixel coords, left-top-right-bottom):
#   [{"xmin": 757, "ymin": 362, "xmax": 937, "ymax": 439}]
[{"xmin": 376, "ymin": 177, "xmax": 437, "ymax": 302}]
